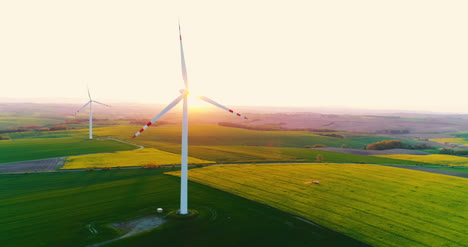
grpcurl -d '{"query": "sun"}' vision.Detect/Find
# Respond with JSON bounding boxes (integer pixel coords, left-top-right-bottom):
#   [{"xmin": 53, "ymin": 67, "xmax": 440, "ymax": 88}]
[{"xmin": 187, "ymin": 93, "xmax": 210, "ymax": 109}]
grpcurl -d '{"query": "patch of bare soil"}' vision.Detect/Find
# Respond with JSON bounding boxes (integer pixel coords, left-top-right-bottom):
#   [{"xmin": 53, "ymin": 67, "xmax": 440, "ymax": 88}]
[
  {"xmin": 0, "ymin": 157, "xmax": 64, "ymax": 173},
  {"xmin": 312, "ymin": 148, "xmax": 430, "ymax": 156},
  {"xmin": 87, "ymin": 215, "xmax": 165, "ymax": 247}
]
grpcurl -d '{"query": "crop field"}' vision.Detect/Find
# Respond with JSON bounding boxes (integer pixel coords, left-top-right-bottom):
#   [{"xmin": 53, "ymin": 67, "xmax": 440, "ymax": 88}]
[
  {"xmin": 374, "ymin": 154, "xmax": 468, "ymax": 167},
  {"xmin": 86, "ymin": 125, "xmax": 431, "ymax": 165},
  {"xmin": 93, "ymin": 125, "xmax": 371, "ymax": 148},
  {"xmin": 4, "ymin": 129, "xmax": 86, "ymax": 139},
  {"xmin": 63, "ymin": 148, "xmax": 213, "ymax": 169},
  {"xmin": 63, "ymin": 145, "xmax": 434, "ymax": 167},
  {"xmin": 0, "ymin": 169, "xmax": 367, "ymax": 247},
  {"xmin": 429, "ymin": 138, "xmax": 466, "ymax": 144},
  {"xmin": 0, "ymin": 137, "xmax": 136, "ymax": 163},
  {"xmin": 0, "ymin": 117, "xmax": 62, "ymax": 129},
  {"xmin": 429, "ymin": 132, "xmax": 468, "ymax": 145},
  {"xmin": 0, "ymin": 124, "xmax": 429, "ymax": 166},
  {"xmin": 429, "ymin": 167, "xmax": 468, "ymax": 174},
  {"xmin": 172, "ymin": 164, "xmax": 468, "ymax": 247},
  {"xmin": 346, "ymin": 135, "xmax": 419, "ymax": 145}
]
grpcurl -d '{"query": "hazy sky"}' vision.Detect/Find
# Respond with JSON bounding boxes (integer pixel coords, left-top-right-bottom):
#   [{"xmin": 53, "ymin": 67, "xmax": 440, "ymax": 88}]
[{"xmin": 1, "ymin": 1, "xmax": 468, "ymax": 113}]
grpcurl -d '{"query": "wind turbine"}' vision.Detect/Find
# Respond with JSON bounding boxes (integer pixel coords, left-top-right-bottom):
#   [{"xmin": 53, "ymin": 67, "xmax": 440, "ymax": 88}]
[
  {"xmin": 76, "ymin": 88, "xmax": 111, "ymax": 140},
  {"xmin": 132, "ymin": 24, "xmax": 248, "ymax": 215}
]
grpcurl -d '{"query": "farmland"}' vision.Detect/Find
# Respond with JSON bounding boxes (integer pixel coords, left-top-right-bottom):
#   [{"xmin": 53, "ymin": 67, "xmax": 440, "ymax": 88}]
[
  {"xmin": 175, "ymin": 163, "xmax": 468, "ymax": 247},
  {"xmin": 0, "ymin": 169, "xmax": 367, "ymax": 247},
  {"xmin": 90, "ymin": 125, "xmax": 435, "ymax": 165},
  {"xmin": 63, "ymin": 148, "xmax": 213, "ymax": 169},
  {"xmin": 374, "ymin": 154, "xmax": 468, "ymax": 167},
  {"xmin": 93, "ymin": 125, "xmax": 374, "ymax": 149},
  {"xmin": 2, "ymin": 108, "xmax": 468, "ymax": 247},
  {"xmin": 0, "ymin": 123, "xmax": 437, "ymax": 168},
  {"xmin": 0, "ymin": 137, "xmax": 136, "ymax": 163},
  {"xmin": 0, "ymin": 117, "xmax": 62, "ymax": 129},
  {"xmin": 429, "ymin": 138, "xmax": 466, "ymax": 144}
]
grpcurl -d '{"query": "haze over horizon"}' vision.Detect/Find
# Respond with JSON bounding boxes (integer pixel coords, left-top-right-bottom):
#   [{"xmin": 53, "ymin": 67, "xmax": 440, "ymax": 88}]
[{"xmin": 2, "ymin": 1, "xmax": 468, "ymax": 113}]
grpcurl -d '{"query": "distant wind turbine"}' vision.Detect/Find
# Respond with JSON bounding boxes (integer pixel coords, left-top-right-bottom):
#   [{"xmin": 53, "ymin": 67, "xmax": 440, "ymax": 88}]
[
  {"xmin": 132, "ymin": 23, "xmax": 248, "ymax": 215},
  {"xmin": 76, "ymin": 87, "xmax": 111, "ymax": 140}
]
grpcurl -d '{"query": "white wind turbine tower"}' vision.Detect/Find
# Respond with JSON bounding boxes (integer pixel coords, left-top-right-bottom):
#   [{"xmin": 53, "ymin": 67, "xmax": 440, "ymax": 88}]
[
  {"xmin": 132, "ymin": 24, "xmax": 248, "ymax": 215},
  {"xmin": 76, "ymin": 88, "xmax": 111, "ymax": 140}
]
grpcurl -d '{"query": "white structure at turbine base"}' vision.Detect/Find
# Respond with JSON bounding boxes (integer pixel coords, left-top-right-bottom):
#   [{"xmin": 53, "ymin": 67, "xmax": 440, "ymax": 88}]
[
  {"xmin": 76, "ymin": 88, "xmax": 111, "ymax": 140},
  {"xmin": 132, "ymin": 24, "xmax": 248, "ymax": 215}
]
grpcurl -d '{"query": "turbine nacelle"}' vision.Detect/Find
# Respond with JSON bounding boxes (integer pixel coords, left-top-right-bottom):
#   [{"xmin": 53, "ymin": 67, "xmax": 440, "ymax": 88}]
[
  {"xmin": 76, "ymin": 88, "xmax": 110, "ymax": 140},
  {"xmin": 179, "ymin": 89, "xmax": 190, "ymax": 95}
]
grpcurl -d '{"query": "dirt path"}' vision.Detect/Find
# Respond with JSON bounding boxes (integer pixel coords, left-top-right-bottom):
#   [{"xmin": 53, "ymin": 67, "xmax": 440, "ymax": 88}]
[{"xmin": 104, "ymin": 137, "xmax": 144, "ymax": 150}]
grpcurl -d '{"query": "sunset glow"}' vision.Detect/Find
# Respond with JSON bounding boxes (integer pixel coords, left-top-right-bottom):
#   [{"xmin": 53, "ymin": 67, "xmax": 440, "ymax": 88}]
[{"xmin": 1, "ymin": 1, "xmax": 468, "ymax": 113}]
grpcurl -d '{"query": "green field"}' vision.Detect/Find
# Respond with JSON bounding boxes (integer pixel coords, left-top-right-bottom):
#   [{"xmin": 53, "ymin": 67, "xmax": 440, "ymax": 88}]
[
  {"xmin": 0, "ymin": 137, "xmax": 137, "ymax": 163},
  {"xmin": 63, "ymin": 148, "xmax": 213, "ymax": 169},
  {"xmin": 429, "ymin": 167, "xmax": 468, "ymax": 173},
  {"xmin": 89, "ymin": 125, "xmax": 431, "ymax": 165},
  {"xmin": 0, "ymin": 124, "xmax": 431, "ymax": 166},
  {"xmin": 93, "ymin": 125, "xmax": 372, "ymax": 149},
  {"xmin": 62, "ymin": 145, "xmax": 434, "ymax": 169},
  {"xmin": 173, "ymin": 163, "xmax": 468, "ymax": 247},
  {"xmin": 0, "ymin": 169, "xmax": 366, "ymax": 247},
  {"xmin": 0, "ymin": 117, "xmax": 62, "ymax": 129},
  {"xmin": 346, "ymin": 135, "xmax": 419, "ymax": 145}
]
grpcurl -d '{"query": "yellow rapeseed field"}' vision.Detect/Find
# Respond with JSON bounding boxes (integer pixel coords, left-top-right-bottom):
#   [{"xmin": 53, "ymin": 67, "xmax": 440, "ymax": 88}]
[
  {"xmin": 374, "ymin": 154, "xmax": 468, "ymax": 166},
  {"xmin": 168, "ymin": 163, "xmax": 468, "ymax": 247},
  {"xmin": 429, "ymin": 138, "xmax": 466, "ymax": 144},
  {"xmin": 63, "ymin": 148, "xmax": 213, "ymax": 169}
]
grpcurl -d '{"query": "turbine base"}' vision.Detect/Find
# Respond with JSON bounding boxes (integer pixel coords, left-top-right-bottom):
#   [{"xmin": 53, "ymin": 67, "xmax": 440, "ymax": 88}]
[{"xmin": 167, "ymin": 209, "xmax": 199, "ymax": 220}]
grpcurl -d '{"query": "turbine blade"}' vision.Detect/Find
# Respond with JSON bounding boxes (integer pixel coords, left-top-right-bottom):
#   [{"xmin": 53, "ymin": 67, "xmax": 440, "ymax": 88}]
[
  {"xmin": 179, "ymin": 23, "xmax": 188, "ymax": 89},
  {"xmin": 93, "ymin": 101, "xmax": 111, "ymax": 107},
  {"xmin": 199, "ymin": 96, "xmax": 248, "ymax": 119},
  {"xmin": 133, "ymin": 94, "xmax": 184, "ymax": 138},
  {"xmin": 87, "ymin": 86, "xmax": 92, "ymax": 100},
  {"xmin": 76, "ymin": 101, "xmax": 91, "ymax": 114}
]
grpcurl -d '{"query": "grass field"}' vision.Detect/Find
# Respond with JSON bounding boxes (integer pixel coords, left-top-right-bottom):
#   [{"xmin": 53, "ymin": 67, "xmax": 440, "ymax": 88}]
[
  {"xmin": 0, "ymin": 169, "xmax": 367, "ymax": 247},
  {"xmin": 63, "ymin": 148, "xmax": 213, "ymax": 169},
  {"xmin": 172, "ymin": 164, "xmax": 468, "ymax": 247},
  {"xmin": 0, "ymin": 137, "xmax": 137, "ymax": 163},
  {"xmin": 0, "ymin": 117, "xmax": 62, "ymax": 129},
  {"xmin": 374, "ymin": 154, "xmax": 468, "ymax": 167}
]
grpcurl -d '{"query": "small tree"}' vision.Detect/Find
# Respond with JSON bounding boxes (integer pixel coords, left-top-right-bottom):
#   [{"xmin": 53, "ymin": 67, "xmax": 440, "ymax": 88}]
[
  {"xmin": 312, "ymin": 144, "xmax": 327, "ymax": 148},
  {"xmin": 316, "ymin": 154, "xmax": 323, "ymax": 162}
]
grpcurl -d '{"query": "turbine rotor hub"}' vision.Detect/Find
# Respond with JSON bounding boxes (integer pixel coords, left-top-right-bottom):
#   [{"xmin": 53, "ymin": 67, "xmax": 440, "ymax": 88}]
[{"xmin": 179, "ymin": 89, "xmax": 190, "ymax": 95}]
